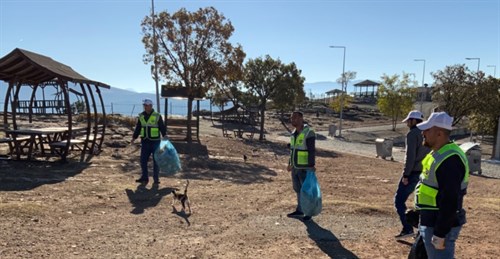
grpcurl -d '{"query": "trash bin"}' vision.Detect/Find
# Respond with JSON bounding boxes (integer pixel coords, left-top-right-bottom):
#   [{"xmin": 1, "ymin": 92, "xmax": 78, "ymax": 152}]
[
  {"xmin": 375, "ymin": 138, "xmax": 394, "ymax": 161},
  {"xmin": 459, "ymin": 142, "xmax": 482, "ymax": 175},
  {"xmin": 328, "ymin": 125, "xmax": 337, "ymax": 137}
]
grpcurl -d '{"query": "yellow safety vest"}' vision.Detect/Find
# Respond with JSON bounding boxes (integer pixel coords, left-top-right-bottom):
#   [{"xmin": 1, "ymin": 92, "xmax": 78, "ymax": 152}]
[
  {"xmin": 415, "ymin": 142, "xmax": 469, "ymax": 210},
  {"xmin": 139, "ymin": 111, "xmax": 161, "ymax": 140},
  {"xmin": 290, "ymin": 125, "xmax": 315, "ymax": 169}
]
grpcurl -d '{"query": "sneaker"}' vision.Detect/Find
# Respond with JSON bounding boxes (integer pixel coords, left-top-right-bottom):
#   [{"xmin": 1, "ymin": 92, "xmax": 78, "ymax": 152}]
[
  {"xmin": 135, "ymin": 178, "xmax": 148, "ymax": 184},
  {"xmin": 395, "ymin": 229, "xmax": 414, "ymax": 238},
  {"xmin": 302, "ymin": 216, "xmax": 312, "ymax": 221},
  {"xmin": 287, "ymin": 211, "xmax": 304, "ymax": 218}
]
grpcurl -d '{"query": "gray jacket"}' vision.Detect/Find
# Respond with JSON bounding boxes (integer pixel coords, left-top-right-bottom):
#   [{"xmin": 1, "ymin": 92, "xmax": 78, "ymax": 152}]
[{"xmin": 403, "ymin": 126, "xmax": 430, "ymax": 176}]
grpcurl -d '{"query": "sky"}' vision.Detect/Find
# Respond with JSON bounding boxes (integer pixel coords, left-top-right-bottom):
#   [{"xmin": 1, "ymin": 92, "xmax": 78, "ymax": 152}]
[{"xmin": 0, "ymin": 0, "xmax": 499, "ymax": 95}]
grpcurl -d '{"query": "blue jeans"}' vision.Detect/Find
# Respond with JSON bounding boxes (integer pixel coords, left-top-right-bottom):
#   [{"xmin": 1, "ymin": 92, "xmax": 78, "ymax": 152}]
[
  {"xmin": 419, "ymin": 225, "xmax": 462, "ymax": 259},
  {"xmin": 140, "ymin": 139, "xmax": 161, "ymax": 182},
  {"xmin": 394, "ymin": 173, "xmax": 420, "ymax": 231},
  {"xmin": 291, "ymin": 168, "xmax": 307, "ymax": 213}
]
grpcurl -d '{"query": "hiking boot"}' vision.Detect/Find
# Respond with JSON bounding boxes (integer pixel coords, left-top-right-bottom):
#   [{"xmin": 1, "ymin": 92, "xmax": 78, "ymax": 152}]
[
  {"xmin": 135, "ymin": 178, "xmax": 148, "ymax": 184},
  {"xmin": 395, "ymin": 229, "xmax": 414, "ymax": 238},
  {"xmin": 287, "ymin": 211, "xmax": 304, "ymax": 218}
]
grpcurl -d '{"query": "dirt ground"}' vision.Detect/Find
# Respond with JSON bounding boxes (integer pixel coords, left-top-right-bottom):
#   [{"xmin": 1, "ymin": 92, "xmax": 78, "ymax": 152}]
[{"xmin": 0, "ymin": 111, "xmax": 499, "ymax": 259}]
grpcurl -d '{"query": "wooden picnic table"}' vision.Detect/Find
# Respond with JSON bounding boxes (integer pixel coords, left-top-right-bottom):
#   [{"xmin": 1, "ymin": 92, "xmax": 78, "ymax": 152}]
[{"xmin": 5, "ymin": 126, "xmax": 85, "ymax": 160}]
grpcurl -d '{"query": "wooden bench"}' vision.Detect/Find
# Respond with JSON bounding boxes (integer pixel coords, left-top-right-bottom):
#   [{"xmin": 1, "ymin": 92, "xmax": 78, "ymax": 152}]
[
  {"xmin": 0, "ymin": 136, "xmax": 33, "ymax": 157},
  {"xmin": 166, "ymin": 119, "xmax": 198, "ymax": 141},
  {"xmin": 49, "ymin": 127, "xmax": 89, "ymax": 161}
]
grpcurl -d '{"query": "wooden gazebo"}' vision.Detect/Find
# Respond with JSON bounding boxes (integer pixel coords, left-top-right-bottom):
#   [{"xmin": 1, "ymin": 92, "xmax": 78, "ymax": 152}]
[
  {"xmin": 0, "ymin": 48, "xmax": 110, "ymax": 162},
  {"xmin": 353, "ymin": 79, "xmax": 380, "ymax": 98}
]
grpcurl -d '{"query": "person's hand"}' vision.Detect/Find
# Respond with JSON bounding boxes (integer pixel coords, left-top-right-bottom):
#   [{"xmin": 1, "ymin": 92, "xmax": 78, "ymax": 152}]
[
  {"xmin": 402, "ymin": 177, "xmax": 409, "ymax": 186},
  {"xmin": 431, "ymin": 235, "xmax": 445, "ymax": 250},
  {"xmin": 287, "ymin": 164, "xmax": 292, "ymax": 172},
  {"xmin": 131, "ymin": 138, "xmax": 136, "ymax": 145}
]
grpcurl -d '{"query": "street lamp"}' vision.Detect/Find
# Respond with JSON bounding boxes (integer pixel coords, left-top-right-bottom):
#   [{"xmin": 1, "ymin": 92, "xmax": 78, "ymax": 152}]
[
  {"xmin": 487, "ymin": 65, "xmax": 497, "ymax": 78},
  {"xmin": 329, "ymin": 45, "xmax": 346, "ymax": 138},
  {"xmin": 414, "ymin": 59, "xmax": 426, "ymax": 111},
  {"xmin": 151, "ymin": 0, "xmax": 161, "ymax": 112},
  {"xmin": 465, "ymin": 57, "xmax": 480, "ymax": 72}
]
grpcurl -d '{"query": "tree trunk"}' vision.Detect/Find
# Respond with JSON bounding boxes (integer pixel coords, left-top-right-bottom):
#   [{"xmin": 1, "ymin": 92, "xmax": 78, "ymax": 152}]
[
  {"xmin": 493, "ymin": 116, "xmax": 500, "ymax": 160},
  {"xmin": 259, "ymin": 104, "xmax": 266, "ymax": 141},
  {"xmin": 186, "ymin": 98, "xmax": 193, "ymax": 143}
]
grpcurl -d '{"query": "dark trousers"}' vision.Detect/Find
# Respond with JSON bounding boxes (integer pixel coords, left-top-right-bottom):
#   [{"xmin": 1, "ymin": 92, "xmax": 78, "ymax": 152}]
[
  {"xmin": 291, "ymin": 168, "xmax": 308, "ymax": 213},
  {"xmin": 140, "ymin": 139, "xmax": 161, "ymax": 182},
  {"xmin": 394, "ymin": 173, "xmax": 420, "ymax": 232}
]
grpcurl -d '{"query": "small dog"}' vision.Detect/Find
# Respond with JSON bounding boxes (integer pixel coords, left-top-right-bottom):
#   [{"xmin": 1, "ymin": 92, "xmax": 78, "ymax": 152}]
[{"xmin": 172, "ymin": 180, "xmax": 191, "ymax": 214}]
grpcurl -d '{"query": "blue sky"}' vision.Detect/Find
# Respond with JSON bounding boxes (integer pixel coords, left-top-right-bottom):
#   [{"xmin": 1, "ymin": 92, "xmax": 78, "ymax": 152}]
[{"xmin": 1, "ymin": 0, "xmax": 499, "ymax": 94}]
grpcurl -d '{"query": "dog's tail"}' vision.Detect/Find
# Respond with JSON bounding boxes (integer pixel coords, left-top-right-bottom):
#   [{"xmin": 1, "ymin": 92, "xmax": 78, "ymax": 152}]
[{"xmin": 184, "ymin": 180, "xmax": 190, "ymax": 195}]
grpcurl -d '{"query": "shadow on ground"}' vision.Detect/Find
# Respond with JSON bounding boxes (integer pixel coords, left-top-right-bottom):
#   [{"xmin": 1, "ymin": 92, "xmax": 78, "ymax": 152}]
[
  {"xmin": 304, "ymin": 220, "xmax": 359, "ymax": 259},
  {"xmin": 125, "ymin": 184, "xmax": 175, "ymax": 214},
  {"xmin": 0, "ymin": 160, "xmax": 90, "ymax": 191}
]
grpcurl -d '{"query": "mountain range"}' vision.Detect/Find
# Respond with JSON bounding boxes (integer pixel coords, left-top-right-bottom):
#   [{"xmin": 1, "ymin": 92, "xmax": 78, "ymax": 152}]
[{"xmin": 0, "ymin": 80, "xmax": 367, "ymax": 116}]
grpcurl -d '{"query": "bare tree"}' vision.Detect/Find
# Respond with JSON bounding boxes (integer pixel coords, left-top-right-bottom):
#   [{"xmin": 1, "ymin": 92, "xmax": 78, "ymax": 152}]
[{"xmin": 141, "ymin": 7, "xmax": 245, "ymax": 142}]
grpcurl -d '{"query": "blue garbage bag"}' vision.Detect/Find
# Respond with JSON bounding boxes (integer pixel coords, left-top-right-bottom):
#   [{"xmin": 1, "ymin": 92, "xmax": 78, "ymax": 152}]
[
  {"xmin": 153, "ymin": 139, "xmax": 182, "ymax": 175},
  {"xmin": 300, "ymin": 170, "xmax": 322, "ymax": 216}
]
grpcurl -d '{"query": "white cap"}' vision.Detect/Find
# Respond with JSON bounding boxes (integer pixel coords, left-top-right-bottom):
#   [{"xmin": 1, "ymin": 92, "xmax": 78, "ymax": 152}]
[
  {"xmin": 402, "ymin": 110, "xmax": 424, "ymax": 122},
  {"xmin": 417, "ymin": 112, "xmax": 453, "ymax": 131},
  {"xmin": 142, "ymin": 98, "xmax": 153, "ymax": 106}
]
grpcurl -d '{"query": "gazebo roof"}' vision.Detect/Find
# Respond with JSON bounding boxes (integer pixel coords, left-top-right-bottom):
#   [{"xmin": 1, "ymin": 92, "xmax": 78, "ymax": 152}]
[
  {"xmin": 325, "ymin": 89, "xmax": 344, "ymax": 95},
  {"xmin": 161, "ymin": 84, "xmax": 205, "ymax": 100},
  {"xmin": 354, "ymin": 79, "xmax": 380, "ymax": 87},
  {"xmin": 0, "ymin": 48, "xmax": 109, "ymax": 88}
]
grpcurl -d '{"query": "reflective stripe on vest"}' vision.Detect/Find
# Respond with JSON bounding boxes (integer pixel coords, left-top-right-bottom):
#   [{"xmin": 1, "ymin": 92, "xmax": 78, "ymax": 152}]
[
  {"xmin": 139, "ymin": 112, "xmax": 161, "ymax": 140},
  {"xmin": 415, "ymin": 142, "xmax": 469, "ymax": 210},
  {"xmin": 290, "ymin": 125, "xmax": 314, "ymax": 168}
]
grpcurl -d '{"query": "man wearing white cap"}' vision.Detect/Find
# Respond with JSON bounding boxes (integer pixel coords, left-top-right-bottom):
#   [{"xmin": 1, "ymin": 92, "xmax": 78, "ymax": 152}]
[
  {"xmin": 414, "ymin": 112, "xmax": 469, "ymax": 258},
  {"xmin": 394, "ymin": 110, "xmax": 430, "ymax": 238},
  {"xmin": 131, "ymin": 98, "xmax": 167, "ymax": 185}
]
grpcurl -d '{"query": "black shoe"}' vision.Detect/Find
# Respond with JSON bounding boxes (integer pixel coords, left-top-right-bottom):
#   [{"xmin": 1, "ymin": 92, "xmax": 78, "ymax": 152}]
[
  {"xmin": 287, "ymin": 211, "xmax": 304, "ymax": 218},
  {"xmin": 302, "ymin": 216, "xmax": 312, "ymax": 221},
  {"xmin": 135, "ymin": 178, "xmax": 148, "ymax": 184},
  {"xmin": 395, "ymin": 229, "xmax": 414, "ymax": 238},
  {"xmin": 153, "ymin": 180, "xmax": 160, "ymax": 184}
]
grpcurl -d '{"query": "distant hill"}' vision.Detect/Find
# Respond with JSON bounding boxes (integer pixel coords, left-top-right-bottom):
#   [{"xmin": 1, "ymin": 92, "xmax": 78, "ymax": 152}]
[{"xmin": 304, "ymin": 80, "xmax": 368, "ymax": 97}]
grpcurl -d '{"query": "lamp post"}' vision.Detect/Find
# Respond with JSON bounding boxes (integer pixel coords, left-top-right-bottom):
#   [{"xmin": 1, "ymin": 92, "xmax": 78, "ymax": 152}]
[
  {"xmin": 330, "ymin": 45, "xmax": 346, "ymax": 138},
  {"xmin": 487, "ymin": 65, "xmax": 497, "ymax": 78},
  {"xmin": 151, "ymin": 0, "xmax": 161, "ymax": 112},
  {"xmin": 465, "ymin": 57, "xmax": 480, "ymax": 72},
  {"xmin": 414, "ymin": 59, "xmax": 426, "ymax": 111}
]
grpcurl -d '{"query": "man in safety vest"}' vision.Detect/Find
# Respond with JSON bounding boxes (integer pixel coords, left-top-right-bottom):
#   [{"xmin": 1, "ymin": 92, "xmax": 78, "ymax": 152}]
[
  {"xmin": 286, "ymin": 111, "xmax": 316, "ymax": 221},
  {"xmin": 131, "ymin": 98, "xmax": 167, "ymax": 185},
  {"xmin": 414, "ymin": 112, "xmax": 469, "ymax": 258}
]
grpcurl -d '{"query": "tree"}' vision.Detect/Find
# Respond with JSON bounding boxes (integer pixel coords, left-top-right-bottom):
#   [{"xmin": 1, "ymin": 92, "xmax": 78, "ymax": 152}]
[
  {"xmin": 244, "ymin": 55, "xmax": 305, "ymax": 140},
  {"xmin": 377, "ymin": 73, "xmax": 415, "ymax": 131},
  {"xmin": 141, "ymin": 7, "xmax": 245, "ymax": 142},
  {"xmin": 431, "ymin": 64, "xmax": 482, "ymax": 126},
  {"xmin": 468, "ymin": 76, "xmax": 500, "ymax": 158},
  {"xmin": 329, "ymin": 94, "xmax": 353, "ymax": 113},
  {"xmin": 331, "ymin": 71, "xmax": 356, "ymax": 113}
]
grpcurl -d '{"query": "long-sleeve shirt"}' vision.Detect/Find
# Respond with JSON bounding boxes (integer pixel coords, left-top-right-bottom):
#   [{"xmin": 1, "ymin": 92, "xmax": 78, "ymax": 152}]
[
  {"xmin": 132, "ymin": 110, "xmax": 167, "ymax": 140},
  {"xmin": 402, "ymin": 126, "xmax": 430, "ymax": 176},
  {"xmin": 420, "ymin": 154, "xmax": 467, "ymax": 237}
]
